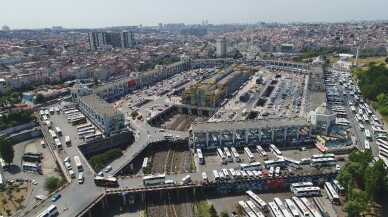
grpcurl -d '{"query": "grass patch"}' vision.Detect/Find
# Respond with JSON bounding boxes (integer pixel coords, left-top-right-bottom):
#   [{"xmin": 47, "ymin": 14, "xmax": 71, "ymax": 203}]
[{"xmin": 194, "ymin": 199, "xmax": 212, "ymax": 217}]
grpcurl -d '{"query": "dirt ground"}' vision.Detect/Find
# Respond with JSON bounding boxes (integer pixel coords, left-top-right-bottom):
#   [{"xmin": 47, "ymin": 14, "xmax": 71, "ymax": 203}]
[{"xmin": 0, "ymin": 182, "xmax": 29, "ymax": 216}]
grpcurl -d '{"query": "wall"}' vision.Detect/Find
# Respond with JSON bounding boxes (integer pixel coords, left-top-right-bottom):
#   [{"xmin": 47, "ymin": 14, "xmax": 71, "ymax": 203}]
[
  {"xmin": 0, "ymin": 122, "xmax": 38, "ymax": 136},
  {"xmin": 7, "ymin": 129, "xmax": 43, "ymax": 143}
]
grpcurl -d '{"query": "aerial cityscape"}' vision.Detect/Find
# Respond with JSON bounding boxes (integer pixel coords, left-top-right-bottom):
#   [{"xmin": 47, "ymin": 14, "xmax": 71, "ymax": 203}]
[{"xmin": 0, "ymin": 1, "xmax": 388, "ymax": 217}]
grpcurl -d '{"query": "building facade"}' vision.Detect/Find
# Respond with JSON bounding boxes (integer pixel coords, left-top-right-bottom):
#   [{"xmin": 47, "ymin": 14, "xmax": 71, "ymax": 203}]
[
  {"xmin": 89, "ymin": 31, "xmax": 134, "ymax": 51},
  {"xmin": 216, "ymin": 37, "xmax": 226, "ymax": 58}
]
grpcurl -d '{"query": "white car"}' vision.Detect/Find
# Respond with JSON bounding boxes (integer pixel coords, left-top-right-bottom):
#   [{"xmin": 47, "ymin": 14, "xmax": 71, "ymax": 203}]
[
  {"xmin": 336, "ymin": 165, "xmax": 341, "ymax": 171},
  {"xmin": 31, "ymin": 180, "xmax": 38, "ymax": 185},
  {"xmin": 78, "ymin": 173, "xmax": 84, "ymax": 184},
  {"xmin": 104, "ymin": 165, "xmax": 112, "ymax": 173}
]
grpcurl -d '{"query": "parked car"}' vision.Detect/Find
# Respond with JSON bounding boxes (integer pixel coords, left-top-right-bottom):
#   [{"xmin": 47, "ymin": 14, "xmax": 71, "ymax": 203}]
[{"xmin": 104, "ymin": 165, "xmax": 112, "ymax": 173}]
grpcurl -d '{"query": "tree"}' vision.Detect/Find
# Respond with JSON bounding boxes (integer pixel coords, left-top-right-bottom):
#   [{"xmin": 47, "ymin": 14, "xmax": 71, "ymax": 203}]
[
  {"xmin": 235, "ymin": 204, "xmax": 244, "ymax": 216},
  {"xmin": 364, "ymin": 160, "xmax": 388, "ymax": 200},
  {"xmin": 43, "ymin": 177, "xmax": 61, "ymax": 192},
  {"xmin": 209, "ymin": 204, "xmax": 218, "ymax": 217},
  {"xmin": 385, "ymin": 57, "xmax": 388, "ymax": 63},
  {"xmin": 343, "ymin": 200, "xmax": 363, "ymax": 217},
  {"xmin": 35, "ymin": 93, "xmax": 45, "ymax": 104},
  {"xmin": 0, "ymin": 137, "xmax": 14, "ymax": 166},
  {"xmin": 220, "ymin": 210, "xmax": 229, "ymax": 217}
]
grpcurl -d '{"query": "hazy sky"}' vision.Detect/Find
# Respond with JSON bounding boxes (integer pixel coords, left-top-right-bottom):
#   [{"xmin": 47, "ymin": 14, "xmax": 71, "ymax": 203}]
[{"xmin": 1, "ymin": 0, "xmax": 387, "ymax": 29}]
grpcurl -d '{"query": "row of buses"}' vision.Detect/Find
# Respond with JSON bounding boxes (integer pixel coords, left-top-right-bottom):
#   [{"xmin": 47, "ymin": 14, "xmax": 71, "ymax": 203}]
[{"xmin": 267, "ymin": 196, "xmax": 325, "ymax": 217}]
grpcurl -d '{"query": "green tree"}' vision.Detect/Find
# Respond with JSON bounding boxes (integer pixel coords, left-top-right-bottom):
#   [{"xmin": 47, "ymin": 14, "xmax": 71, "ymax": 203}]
[
  {"xmin": 220, "ymin": 210, "xmax": 229, "ymax": 217},
  {"xmin": 2, "ymin": 87, "xmax": 12, "ymax": 97},
  {"xmin": 343, "ymin": 200, "xmax": 363, "ymax": 217},
  {"xmin": 385, "ymin": 57, "xmax": 388, "ymax": 63},
  {"xmin": 43, "ymin": 177, "xmax": 61, "ymax": 192},
  {"xmin": 35, "ymin": 93, "xmax": 45, "ymax": 104},
  {"xmin": 235, "ymin": 204, "xmax": 244, "ymax": 216},
  {"xmin": 0, "ymin": 137, "xmax": 14, "ymax": 166},
  {"xmin": 209, "ymin": 205, "xmax": 218, "ymax": 217},
  {"xmin": 364, "ymin": 160, "xmax": 388, "ymax": 200}
]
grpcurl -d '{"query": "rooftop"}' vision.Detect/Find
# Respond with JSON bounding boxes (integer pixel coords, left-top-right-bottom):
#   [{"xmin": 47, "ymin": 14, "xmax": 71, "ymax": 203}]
[
  {"xmin": 79, "ymin": 94, "xmax": 121, "ymax": 118},
  {"xmin": 192, "ymin": 118, "xmax": 310, "ymax": 132}
]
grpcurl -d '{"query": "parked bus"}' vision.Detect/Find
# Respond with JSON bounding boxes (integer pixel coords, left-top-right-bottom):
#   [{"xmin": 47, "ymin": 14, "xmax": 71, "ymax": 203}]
[
  {"xmin": 256, "ymin": 145, "xmax": 268, "ymax": 160},
  {"xmin": 268, "ymin": 167, "xmax": 274, "ymax": 178},
  {"xmin": 364, "ymin": 140, "xmax": 371, "ymax": 150},
  {"xmin": 294, "ymin": 187, "xmax": 321, "ymax": 197},
  {"xmin": 244, "ymin": 147, "xmax": 255, "ymax": 162},
  {"xmin": 54, "ymin": 127, "xmax": 62, "ymax": 136},
  {"xmin": 164, "ymin": 134, "xmax": 174, "ymax": 141},
  {"xmin": 284, "ymin": 157, "xmax": 301, "ymax": 169},
  {"xmin": 240, "ymin": 162, "xmax": 262, "ymax": 171},
  {"xmin": 268, "ymin": 202, "xmax": 284, "ymax": 217},
  {"xmin": 246, "ymin": 190, "xmax": 268, "ymax": 212},
  {"xmin": 290, "ymin": 182, "xmax": 314, "ymax": 192},
  {"xmin": 264, "ymin": 158, "xmax": 286, "ymax": 168},
  {"xmin": 374, "ymin": 129, "xmax": 388, "ymax": 140},
  {"xmin": 313, "ymin": 197, "xmax": 330, "ymax": 217},
  {"xmin": 301, "ymin": 197, "xmax": 322, "ymax": 217},
  {"xmin": 78, "ymin": 129, "xmax": 96, "ymax": 139},
  {"xmin": 269, "ymin": 144, "xmax": 282, "ymax": 156},
  {"xmin": 285, "ymin": 199, "xmax": 301, "ymax": 217},
  {"xmin": 65, "ymin": 135, "xmax": 71, "ymax": 146},
  {"xmin": 54, "ymin": 138, "xmax": 62, "ymax": 150},
  {"xmin": 222, "ymin": 168, "xmax": 230, "ymax": 180},
  {"xmin": 216, "ymin": 148, "xmax": 226, "ymax": 164},
  {"xmin": 324, "ymin": 182, "xmax": 340, "ymax": 205},
  {"xmin": 212, "ymin": 170, "xmax": 220, "ymax": 181},
  {"xmin": 85, "ymin": 133, "xmax": 103, "ymax": 142},
  {"xmin": 358, "ymin": 123, "xmax": 365, "ymax": 131},
  {"xmin": 94, "ymin": 177, "xmax": 118, "ymax": 187},
  {"xmin": 274, "ymin": 197, "xmax": 292, "ymax": 217},
  {"xmin": 143, "ymin": 174, "xmax": 166, "ymax": 185},
  {"xmin": 355, "ymin": 114, "xmax": 362, "ymax": 122},
  {"xmin": 223, "ymin": 147, "xmax": 233, "ymax": 162},
  {"xmin": 331, "ymin": 180, "xmax": 345, "ymax": 196},
  {"xmin": 229, "ymin": 168, "xmax": 237, "ymax": 179},
  {"xmin": 366, "ymin": 108, "xmax": 373, "ymax": 116},
  {"xmin": 238, "ymin": 201, "xmax": 256, "ymax": 217},
  {"xmin": 311, "ymin": 154, "xmax": 335, "ymax": 159},
  {"xmin": 292, "ymin": 197, "xmax": 311, "ymax": 217},
  {"xmin": 22, "ymin": 162, "xmax": 40, "ymax": 173},
  {"xmin": 197, "ymin": 149, "xmax": 204, "ymax": 164},
  {"xmin": 310, "ymin": 158, "xmax": 336, "ymax": 167},
  {"xmin": 246, "ymin": 200, "xmax": 265, "ymax": 217},
  {"xmin": 22, "ymin": 154, "xmax": 41, "ymax": 163},
  {"xmin": 231, "ymin": 147, "xmax": 241, "ymax": 162},
  {"xmin": 350, "ymin": 106, "xmax": 356, "ymax": 113},
  {"xmin": 37, "ymin": 204, "xmax": 58, "ymax": 217},
  {"xmin": 77, "ymin": 123, "xmax": 92, "ymax": 130},
  {"xmin": 365, "ymin": 129, "xmax": 371, "ymax": 141},
  {"xmin": 362, "ymin": 114, "xmax": 369, "ymax": 123},
  {"xmin": 74, "ymin": 156, "xmax": 83, "ymax": 172},
  {"xmin": 275, "ymin": 166, "xmax": 280, "ymax": 177},
  {"xmin": 78, "ymin": 126, "xmax": 95, "ymax": 132},
  {"xmin": 49, "ymin": 129, "xmax": 57, "ymax": 139}
]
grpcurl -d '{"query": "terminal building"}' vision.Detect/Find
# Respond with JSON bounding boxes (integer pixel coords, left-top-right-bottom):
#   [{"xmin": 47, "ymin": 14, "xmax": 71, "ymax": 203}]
[
  {"xmin": 182, "ymin": 66, "xmax": 252, "ymax": 107},
  {"xmin": 77, "ymin": 94, "xmax": 126, "ymax": 135},
  {"xmin": 191, "ymin": 118, "xmax": 312, "ymax": 150}
]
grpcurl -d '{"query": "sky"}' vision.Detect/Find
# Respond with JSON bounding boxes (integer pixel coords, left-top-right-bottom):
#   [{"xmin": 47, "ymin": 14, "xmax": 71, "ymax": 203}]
[{"xmin": 1, "ymin": 0, "xmax": 388, "ymax": 29}]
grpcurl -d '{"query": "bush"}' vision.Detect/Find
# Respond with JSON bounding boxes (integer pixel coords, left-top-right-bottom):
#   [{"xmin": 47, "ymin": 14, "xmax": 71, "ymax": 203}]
[
  {"xmin": 43, "ymin": 176, "xmax": 61, "ymax": 192},
  {"xmin": 89, "ymin": 148, "xmax": 123, "ymax": 171}
]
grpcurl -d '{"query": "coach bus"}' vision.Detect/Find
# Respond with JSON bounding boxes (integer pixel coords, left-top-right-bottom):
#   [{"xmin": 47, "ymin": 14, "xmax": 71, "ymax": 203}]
[
  {"xmin": 238, "ymin": 201, "xmax": 256, "ymax": 217},
  {"xmin": 268, "ymin": 202, "xmax": 284, "ymax": 217},
  {"xmin": 246, "ymin": 200, "xmax": 265, "ymax": 217},
  {"xmin": 285, "ymin": 199, "xmax": 301, "ymax": 217},
  {"xmin": 240, "ymin": 162, "xmax": 262, "ymax": 171},
  {"xmin": 264, "ymin": 158, "xmax": 286, "ymax": 168},
  {"xmin": 143, "ymin": 174, "xmax": 166, "ymax": 185},
  {"xmin": 310, "ymin": 158, "xmax": 336, "ymax": 167},
  {"xmin": 49, "ymin": 129, "xmax": 57, "ymax": 139},
  {"xmin": 223, "ymin": 147, "xmax": 233, "ymax": 162},
  {"xmin": 197, "ymin": 149, "xmax": 204, "ymax": 164},
  {"xmin": 364, "ymin": 140, "xmax": 371, "ymax": 150},
  {"xmin": 77, "ymin": 123, "xmax": 92, "ymax": 130},
  {"xmin": 216, "ymin": 148, "xmax": 226, "ymax": 164},
  {"xmin": 37, "ymin": 204, "xmax": 58, "ymax": 217},
  {"xmin": 142, "ymin": 157, "xmax": 149, "ymax": 169},
  {"xmin": 269, "ymin": 144, "xmax": 282, "ymax": 156},
  {"xmin": 294, "ymin": 187, "xmax": 321, "ymax": 197},
  {"xmin": 290, "ymin": 182, "xmax": 314, "ymax": 192},
  {"xmin": 324, "ymin": 182, "xmax": 340, "ymax": 205},
  {"xmin": 246, "ymin": 190, "xmax": 268, "ymax": 212},
  {"xmin": 273, "ymin": 197, "xmax": 292, "ymax": 217},
  {"xmin": 292, "ymin": 197, "xmax": 311, "ymax": 217},
  {"xmin": 331, "ymin": 179, "xmax": 345, "ymax": 196},
  {"xmin": 244, "ymin": 147, "xmax": 255, "ymax": 162},
  {"xmin": 256, "ymin": 145, "xmax": 268, "ymax": 160},
  {"xmin": 313, "ymin": 197, "xmax": 330, "ymax": 217},
  {"xmin": 231, "ymin": 147, "xmax": 241, "ymax": 162},
  {"xmin": 212, "ymin": 170, "xmax": 220, "ymax": 181},
  {"xmin": 311, "ymin": 153, "xmax": 335, "ymax": 159},
  {"xmin": 301, "ymin": 197, "xmax": 322, "ymax": 217},
  {"xmin": 74, "ymin": 156, "xmax": 83, "ymax": 172},
  {"xmin": 365, "ymin": 129, "xmax": 371, "ymax": 141},
  {"xmin": 94, "ymin": 177, "xmax": 119, "ymax": 187}
]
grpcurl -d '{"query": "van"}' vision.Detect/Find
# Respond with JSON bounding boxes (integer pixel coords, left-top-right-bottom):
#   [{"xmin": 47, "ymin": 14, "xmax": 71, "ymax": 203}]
[
  {"xmin": 181, "ymin": 175, "xmax": 191, "ymax": 184},
  {"xmin": 40, "ymin": 141, "xmax": 46, "ymax": 148},
  {"xmin": 164, "ymin": 180, "xmax": 175, "ymax": 185},
  {"xmin": 69, "ymin": 169, "xmax": 75, "ymax": 179},
  {"xmin": 78, "ymin": 173, "xmax": 84, "ymax": 184}
]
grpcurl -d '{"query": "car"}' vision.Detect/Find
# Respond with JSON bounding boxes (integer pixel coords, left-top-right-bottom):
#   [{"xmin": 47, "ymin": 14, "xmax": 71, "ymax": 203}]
[
  {"xmin": 64, "ymin": 156, "xmax": 70, "ymax": 163},
  {"xmin": 16, "ymin": 178, "xmax": 24, "ymax": 183},
  {"xmin": 31, "ymin": 180, "xmax": 38, "ymax": 185},
  {"xmin": 51, "ymin": 193, "xmax": 61, "ymax": 202},
  {"xmin": 336, "ymin": 165, "xmax": 341, "ymax": 171},
  {"xmin": 159, "ymin": 128, "xmax": 165, "ymax": 132},
  {"xmin": 104, "ymin": 165, "xmax": 112, "ymax": 173},
  {"xmin": 78, "ymin": 173, "xmax": 84, "ymax": 184},
  {"xmin": 97, "ymin": 171, "xmax": 104, "ymax": 177}
]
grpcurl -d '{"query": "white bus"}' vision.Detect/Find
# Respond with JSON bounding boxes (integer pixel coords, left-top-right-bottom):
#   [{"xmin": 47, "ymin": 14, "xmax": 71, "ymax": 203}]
[
  {"xmin": 78, "ymin": 129, "xmax": 96, "ymax": 139},
  {"xmin": 49, "ymin": 129, "xmax": 57, "ymax": 139},
  {"xmin": 285, "ymin": 199, "xmax": 300, "ymax": 217},
  {"xmin": 268, "ymin": 167, "xmax": 274, "ymax": 178},
  {"xmin": 85, "ymin": 133, "xmax": 103, "ymax": 143},
  {"xmin": 142, "ymin": 157, "xmax": 149, "ymax": 168},
  {"xmin": 241, "ymin": 162, "xmax": 262, "ymax": 171},
  {"xmin": 290, "ymin": 182, "xmax": 314, "ymax": 192},
  {"xmin": 216, "ymin": 148, "xmax": 226, "ymax": 164},
  {"xmin": 269, "ymin": 144, "xmax": 282, "ymax": 156},
  {"xmin": 301, "ymin": 197, "xmax": 322, "ymax": 217},
  {"xmin": 294, "ymin": 187, "xmax": 321, "ymax": 197},
  {"xmin": 238, "ymin": 201, "xmax": 256, "ymax": 217},
  {"xmin": 229, "ymin": 168, "xmax": 237, "ymax": 179},
  {"xmin": 74, "ymin": 156, "xmax": 83, "ymax": 172},
  {"xmin": 324, "ymin": 182, "xmax": 340, "ymax": 205},
  {"xmin": 54, "ymin": 138, "xmax": 62, "ymax": 150},
  {"xmin": 231, "ymin": 147, "xmax": 241, "ymax": 162},
  {"xmin": 78, "ymin": 126, "xmax": 95, "ymax": 132},
  {"xmin": 310, "ymin": 158, "xmax": 336, "ymax": 167},
  {"xmin": 143, "ymin": 174, "xmax": 166, "ymax": 185},
  {"xmin": 212, "ymin": 170, "xmax": 220, "ymax": 181},
  {"xmin": 202, "ymin": 172, "xmax": 208, "ymax": 182},
  {"xmin": 246, "ymin": 190, "xmax": 268, "ymax": 212},
  {"xmin": 274, "ymin": 197, "xmax": 292, "ymax": 217},
  {"xmin": 55, "ymin": 127, "xmax": 62, "ymax": 136},
  {"xmin": 268, "ymin": 202, "xmax": 284, "ymax": 217},
  {"xmin": 197, "ymin": 149, "xmax": 204, "ymax": 164},
  {"xmin": 372, "ymin": 115, "xmax": 379, "ymax": 123},
  {"xmin": 365, "ymin": 129, "xmax": 371, "ymax": 141},
  {"xmin": 164, "ymin": 134, "xmax": 174, "ymax": 141},
  {"xmin": 77, "ymin": 123, "xmax": 92, "ymax": 130},
  {"xmin": 284, "ymin": 157, "xmax": 301, "ymax": 169},
  {"xmin": 331, "ymin": 179, "xmax": 346, "ymax": 196},
  {"xmin": 246, "ymin": 200, "xmax": 265, "ymax": 217},
  {"xmin": 223, "ymin": 147, "xmax": 233, "ymax": 162},
  {"xmin": 362, "ymin": 114, "xmax": 369, "ymax": 123},
  {"xmin": 264, "ymin": 158, "xmax": 286, "ymax": 168},
  {"xmin": 311, "ymin": 154, "xmax": 335, "ymax": 159},
  {"xmin": 355, "ymin": 114, "xmax": 362, "ymax": 122},
  {"xmin": 37, "ymin": 204, "xmax": 59, "ymax": 217},
  {"xmin": 292, "ymin": 197, "xmax": 311, "ymax": 217},
  {"xmin": 222, "ymin": 168, "xmax": 230, "ymax": 180},
  {"xmin": 313, "ymin": 197, "xmax": 330, "ymax": 217},
  {"xmin": 244, "ymin": 147, "xmax": 255, "ymax": 162},
  {"xmin": 256, "ymin": 145, "xmax": 268, "ymax": 160},
  {"xmin": 364, "ymin": 140, "xmax": 371, "ymax": 150}
]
